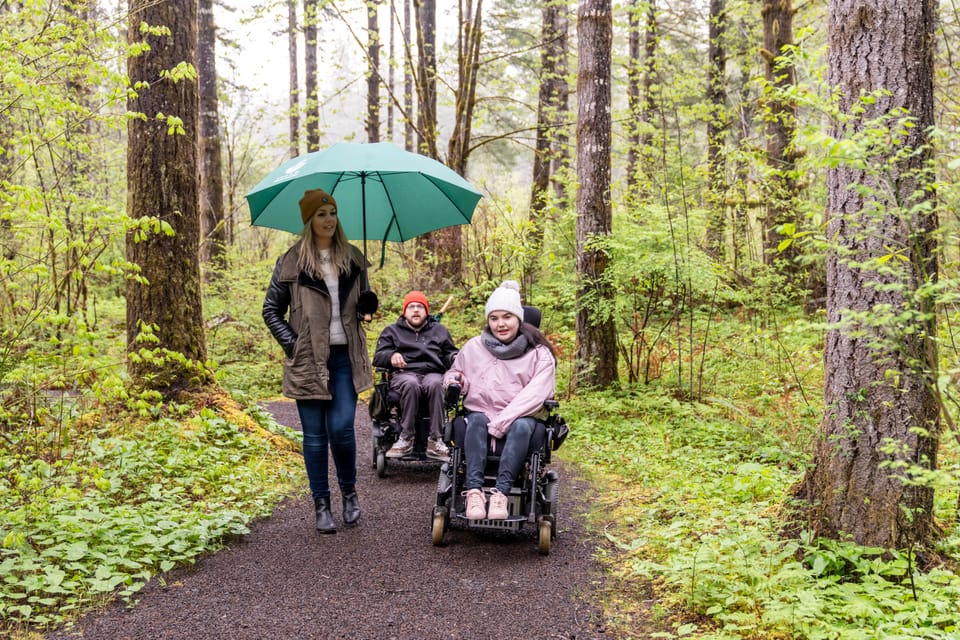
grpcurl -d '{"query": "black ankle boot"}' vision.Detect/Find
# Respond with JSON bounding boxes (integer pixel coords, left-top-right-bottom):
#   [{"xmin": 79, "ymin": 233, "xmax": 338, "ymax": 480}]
[
  {"xmin": 342, "ymin": 490, "xmax": 361, "ymax": 527},
  {"xmin": 314, "ymin": 496, "xmax": 336, "ymax": 534}
]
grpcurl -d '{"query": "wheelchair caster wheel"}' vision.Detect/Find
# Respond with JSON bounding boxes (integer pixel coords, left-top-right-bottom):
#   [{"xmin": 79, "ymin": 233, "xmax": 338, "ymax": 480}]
[
  {"xmin": 376, "ymin": 451, "xmax": 387, "ymax": 478},
  {"xmin": 432, "ymin": 508, "xmax": 448, "ymax": 546},
  {"xmin": 538, "ymin": 518, "xmax": 552, "ymax": 556}
]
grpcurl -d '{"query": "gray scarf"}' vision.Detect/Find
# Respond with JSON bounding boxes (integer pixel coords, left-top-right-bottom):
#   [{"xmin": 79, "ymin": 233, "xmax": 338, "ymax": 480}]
[{"xmin": 481, "ymin": 328, "xmax": 530, "ymax": 360}]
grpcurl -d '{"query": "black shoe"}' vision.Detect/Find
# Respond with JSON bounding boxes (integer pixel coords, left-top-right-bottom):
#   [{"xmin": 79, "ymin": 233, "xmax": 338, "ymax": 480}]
[
  {"xmin": 342, "ymin": 491, "xmax": 361, "ymax": 527},
  {"xmin": 314, "ymin": 496, "xmax": 336, "ymax": 534}
]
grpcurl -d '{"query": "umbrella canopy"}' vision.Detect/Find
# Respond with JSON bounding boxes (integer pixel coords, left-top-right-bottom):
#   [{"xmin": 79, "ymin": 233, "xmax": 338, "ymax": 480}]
[{"xmin": 246, "ymin": 142, "xmax": 482, "ymax": 248}]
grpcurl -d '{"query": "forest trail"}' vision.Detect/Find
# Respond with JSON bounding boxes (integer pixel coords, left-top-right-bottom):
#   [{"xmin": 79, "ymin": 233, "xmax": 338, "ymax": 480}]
[{"xmin": 47, "ymin": 400, "xmax": 611, "ymax": 640}]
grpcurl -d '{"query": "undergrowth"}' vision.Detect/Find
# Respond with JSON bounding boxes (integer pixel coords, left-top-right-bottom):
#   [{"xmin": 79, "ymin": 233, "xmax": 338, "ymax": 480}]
[
  {"xmin": 563, "ymin": 362, "xmax": 960, "ymax": 638},
  {"xmin": 0, "ymin": 394, "xmax": 303, "ymax": 631}
]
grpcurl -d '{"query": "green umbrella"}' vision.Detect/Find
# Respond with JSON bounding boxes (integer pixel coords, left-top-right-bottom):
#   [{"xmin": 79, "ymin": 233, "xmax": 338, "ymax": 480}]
[{"xmin": 245, "ymin": 141, "xmax": 482, "ymax": 266}]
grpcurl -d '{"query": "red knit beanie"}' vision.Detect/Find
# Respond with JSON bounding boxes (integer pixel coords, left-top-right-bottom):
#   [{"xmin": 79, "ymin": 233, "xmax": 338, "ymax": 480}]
[
  {"xmin": 299, "ymin": 189, "xmax": 337, "ymax": 225},
  {"xmin": 402, "ymin": 290, "xmax": 429, "ymax": 314}
]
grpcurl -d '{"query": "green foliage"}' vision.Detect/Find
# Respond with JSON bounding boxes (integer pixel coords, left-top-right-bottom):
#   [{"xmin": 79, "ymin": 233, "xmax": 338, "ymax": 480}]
[
  {"xmin": 561, "ymin": 311, "xmax": 960, "ymax": 639},
  {"xmin": 0, "ymin": 402, "xmax": 302, "ymax": 628}
]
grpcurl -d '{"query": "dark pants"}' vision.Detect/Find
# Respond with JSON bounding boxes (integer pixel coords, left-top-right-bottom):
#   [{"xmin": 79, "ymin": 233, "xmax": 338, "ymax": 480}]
[
  {"xmin": 389, "ymin": 371, "xmax": 445, "ymax": 440},
  {"xmin": 295, "ymin": 345, "xmax": 357, "ymax": 499},
  {"xmin": 463, "ymin": 412, "xmax": 535, "ymax": 495}
]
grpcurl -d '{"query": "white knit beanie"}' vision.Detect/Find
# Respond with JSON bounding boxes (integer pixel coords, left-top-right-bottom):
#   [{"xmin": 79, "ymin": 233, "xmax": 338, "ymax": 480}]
[{"xmin": 485, "ymin": 280, "xmax": 524, "ymax": 319}]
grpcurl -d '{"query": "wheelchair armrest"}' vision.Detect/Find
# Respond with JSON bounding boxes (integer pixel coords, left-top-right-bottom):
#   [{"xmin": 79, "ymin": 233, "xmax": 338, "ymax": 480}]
[
  {"xmin": 544, "ymin": 399, "xmax": 559, "ymax": 411},
  {"xmin": 445, "ymin": 384, "xmax": 462, "ymax": 408}
]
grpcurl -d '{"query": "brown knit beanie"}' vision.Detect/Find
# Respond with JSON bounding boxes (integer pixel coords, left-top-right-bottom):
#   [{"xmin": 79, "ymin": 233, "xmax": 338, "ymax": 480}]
[{"xmin": 299, "ymin": 189, "xmax": 337, "ymax": 225}]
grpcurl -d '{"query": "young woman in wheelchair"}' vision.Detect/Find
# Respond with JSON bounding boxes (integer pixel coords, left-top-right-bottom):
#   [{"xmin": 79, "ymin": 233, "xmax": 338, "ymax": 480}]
[{"xmin": 442, "ymin": 281, "xmax": 556, "ymax": 520}]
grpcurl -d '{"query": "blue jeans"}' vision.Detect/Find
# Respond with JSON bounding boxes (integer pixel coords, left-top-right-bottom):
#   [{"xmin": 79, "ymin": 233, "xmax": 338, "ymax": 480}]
[
  {"xmin": 296, "ymin": 345, "xmax": 358, "ymax": 499},
  {"xmin": 463, "ymin": 412, "xmax": 535, "ymax": 495}
]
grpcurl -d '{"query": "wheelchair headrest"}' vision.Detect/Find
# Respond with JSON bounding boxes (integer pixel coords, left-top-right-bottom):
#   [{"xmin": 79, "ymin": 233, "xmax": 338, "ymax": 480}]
[{"xmin": 522, "ymin": 305, "xmax": 541, "ymax": 328}]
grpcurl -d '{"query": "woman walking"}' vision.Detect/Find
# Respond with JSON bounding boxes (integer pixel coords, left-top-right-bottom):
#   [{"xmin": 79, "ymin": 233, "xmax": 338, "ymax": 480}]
[{"xmin": 262, "ymin": 188, "xmax": 378, "ymax": 534}]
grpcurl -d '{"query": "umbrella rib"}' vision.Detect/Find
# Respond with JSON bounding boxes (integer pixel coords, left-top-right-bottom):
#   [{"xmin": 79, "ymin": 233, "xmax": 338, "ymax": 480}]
[{"xmin": 421, "ymin": 174, "xmax": 477, "ymax": 222}]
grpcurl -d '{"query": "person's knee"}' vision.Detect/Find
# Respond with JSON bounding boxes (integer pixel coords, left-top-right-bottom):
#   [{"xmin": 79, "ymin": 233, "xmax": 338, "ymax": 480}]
[{"xmin": 511, "ymin": 417, "xmax": 535, "ymax": 438}]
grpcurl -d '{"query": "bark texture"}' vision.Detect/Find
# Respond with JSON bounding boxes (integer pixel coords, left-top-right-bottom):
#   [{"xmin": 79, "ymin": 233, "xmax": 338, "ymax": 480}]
[
  {"xmin": 705, "ymin": 0, "xmax": 727, "ymax": 257},
  {"xmin": 366, "ymin": 0, "xmax": 381, "ymax": 143},
  {"xmin": 414, "ymin": 0, "xmax": 437, "ymax": 158},
  {"xmin": 126, "ymin": 0, "xmax": 207, "ymax": 394},
  {"xmin": 761, "ymin": 0, "xmax": 799, "ymax": 268},
  {"xmin": 573, "ymin": 0, "xmax": 618, "ymax": 389},
  {"xmin": 303, "ymin": 0, "xmax": 319, "ymax": 152},
  {"xmin": 198, "ymin": 0, "xmax": 226, "ymax": 270},
  {"xmin": 799, "ymin": 0, "xmax": 939, "ymax": 549},
  {"xmin": 525, "ymin": 0, "xmax": 567, "ymax": 291},
  {"xmin": 288, "ymin": 0, "xmax": 300, "ymax": 158}
]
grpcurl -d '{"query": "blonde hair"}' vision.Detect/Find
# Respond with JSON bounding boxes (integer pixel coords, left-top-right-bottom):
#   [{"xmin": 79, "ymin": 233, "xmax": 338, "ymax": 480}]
[{"xmin": 298, "ymin": 218, "xmax": 355, "ymax": 277}]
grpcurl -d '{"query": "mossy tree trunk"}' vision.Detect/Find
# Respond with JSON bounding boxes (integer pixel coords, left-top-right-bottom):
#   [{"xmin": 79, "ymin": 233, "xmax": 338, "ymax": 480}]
[
  {"xmin": 573, "ymin": 0, "xmax": 618, "ymax": 389},
  {"xmin": 126, "ymin": 0, "xmax": 208, "ymax": 395},
  {"xmin": 798, "ymin": 0, "xmax": 939, "ymax": 550}
]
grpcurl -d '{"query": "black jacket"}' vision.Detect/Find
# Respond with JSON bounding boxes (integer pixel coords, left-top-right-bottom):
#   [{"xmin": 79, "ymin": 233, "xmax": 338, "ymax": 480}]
[{"xmin": 372, "ymin": 316, "xmax": 458, "ymax": 374}]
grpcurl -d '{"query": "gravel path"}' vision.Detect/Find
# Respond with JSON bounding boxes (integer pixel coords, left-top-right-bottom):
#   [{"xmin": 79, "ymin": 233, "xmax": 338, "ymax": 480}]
[{"xmin": 47, "ymin": 400, "xmax": 609, "ymax": 640}]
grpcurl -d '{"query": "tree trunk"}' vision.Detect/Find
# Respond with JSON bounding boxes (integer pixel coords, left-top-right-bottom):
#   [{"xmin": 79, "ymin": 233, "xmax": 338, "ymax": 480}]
[
  {"xmin": 126, "ymin": 0, "xmax": 208, "ymax": 394},
  {"xmin": 625, "ymin": 0, "xmax": 641, "ymax": 190},
  {"xmin": 288, "ymin": 0, "xmax": 300, "ymax": 158},
  {"xmin": 367, "ymin": 0, "xmax": 381, "ymax": 143},
  {"xmin": 63, "ymin": 0, "xmax": 95, "ymax": 319},
  {"xmin": 573, "ymin": 0, "xmax": 618, "ymax": 389},
  {"xmin": 629, "ymin": 0, "xmax": 657, "ymax": 203},
  {"xmin": 524, "ymin": 0, "xmax": 566, "ymax": 292},
  {"xmin": 760, "ymin": 0, "xmax": 799, "ymax": 270},
  {"xmin": 704, "ymin": 0, "xmax": 727, "ymax": 258},
  {"xmin": 198, "ymin": 0, "xmax": 226, "ymax": 273},
  {"xmin": 547, "ymin": 2, "xmax": 571, "ymax": 203},
  {"xmin": 404, "ymin": 0, "xmax": 414, "ymax": 151},
  {"xmin": 303, "ymin": 0, "xmax": 319, "ymax": 152},
  {"xmin": 432, "ymin": 0, "xmax": 484, "ymax": 285},
  {"xmin": 798, "ymin": 0, "xmax": 939, "ymax": 550},
  {"xmin": 414, "ymin": 0, "xmax": 437, "ymax": 159},
  {"xmin": 387, "ymin": 0, "xmax": 396, "ymax": 142}
]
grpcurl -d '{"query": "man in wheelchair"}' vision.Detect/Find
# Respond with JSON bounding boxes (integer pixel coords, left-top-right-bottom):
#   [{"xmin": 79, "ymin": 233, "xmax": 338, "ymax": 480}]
[
  {"xmin": 441, "ymin": 281, "xmax": 557, "ymax": 520},
  {"xmin": 372, "ymin": 290, "xmax": 458, "ymax": 461}
]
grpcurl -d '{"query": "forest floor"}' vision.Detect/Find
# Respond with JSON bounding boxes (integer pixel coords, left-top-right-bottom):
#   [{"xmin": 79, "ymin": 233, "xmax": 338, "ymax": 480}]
[{"xmin": 45, "ymin": 400, "xmax": 615, "ymax": 640}]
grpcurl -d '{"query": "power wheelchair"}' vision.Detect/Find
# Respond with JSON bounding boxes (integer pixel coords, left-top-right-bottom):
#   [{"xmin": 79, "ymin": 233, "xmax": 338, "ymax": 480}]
[
  {"xmin": 369, "ymin": 368, "xmax": 446, "ymax": 477},
  {"xmin": 430, "ymin": 385, "xmax": 568, "ymax": 555}
]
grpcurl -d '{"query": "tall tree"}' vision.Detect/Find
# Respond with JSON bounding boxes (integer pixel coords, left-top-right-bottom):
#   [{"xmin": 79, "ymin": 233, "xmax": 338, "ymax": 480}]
[
  {"xmin": 548, "ymin": 2, "xmax": 571, "ymax": 203},
  {"xmin": 625, "ymin": 0, "xmax": 642, "ymax": 191},
  {"xmin": 626, "ymin": 0, "xmax": 656, "ymax": 202},
  {"xmin": 303, "ymin": 0, "xmax": 320, "ymax": 152},
  {"xmin": 403, "ymin": 0, "xmax": 414, "ymax": 151},
  {"xmin": 760, "ymin": 0, "xmax": 799, "ymax": 269},
  {"xmin": 387, "ymin": 0, "xmax": 396, "ymax": 141},
  {"xmin": 288, "ymin": 0, "xmax": 300, "ymax": 158},
  {"xmin": 704, "ymin": 0, "xmax": 727, "ymax": 258},
  {"xmin": 366, "ymin": 0, "xmax": 381, "ymax": 142},
  {"xmin": 524, "ymin": 0, "xmax": 567, "ymax": 291},
  {"xmin": 198, "ymin": 0, "xmax": 226, "ymax": 271},
  {"xmin": 126, "ymin": 0, "xmax": 208, "ymax": 393},
  {"xmin": 574, "ymin": 0, "xmax": 618, "ymax": 389},
  {"xmin": 414, "ymin": 0, "xmax": 437, "ymax": 158},
  {"xmin": 797, "ymin": 0, "xmax": 939, "ymax": 549}
]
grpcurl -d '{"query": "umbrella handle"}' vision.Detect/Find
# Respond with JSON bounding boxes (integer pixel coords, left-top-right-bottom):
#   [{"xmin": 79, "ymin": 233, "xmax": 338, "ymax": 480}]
[{"xmin": 438, "ymin": 295, "xmax": 453, "ymax": 315}]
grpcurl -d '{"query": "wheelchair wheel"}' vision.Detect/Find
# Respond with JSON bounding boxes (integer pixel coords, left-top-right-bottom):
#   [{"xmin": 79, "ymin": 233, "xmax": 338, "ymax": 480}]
[
  {"xmin": 376, "ymin": 451, "xmax": 387, "ymax": 478},
  {"xmin": 538, "ymin": 518, "xmax": 552, "ymax": 556},
  {"xmin": 431, "ymin": 507, "xmax": 448, "ymax": 546}
]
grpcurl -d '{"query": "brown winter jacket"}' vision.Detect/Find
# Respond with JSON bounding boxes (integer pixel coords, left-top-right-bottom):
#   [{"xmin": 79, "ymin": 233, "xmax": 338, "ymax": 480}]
[{"xmin": 262, "ymin": 241, "xmax": 375, "ymax": 400}]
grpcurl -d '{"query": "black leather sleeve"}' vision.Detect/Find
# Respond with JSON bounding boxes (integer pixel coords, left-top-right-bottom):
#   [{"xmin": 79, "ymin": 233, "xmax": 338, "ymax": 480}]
[{"xmin": 262, "ymin": 258, "xmax": 297, "ymax": 357}]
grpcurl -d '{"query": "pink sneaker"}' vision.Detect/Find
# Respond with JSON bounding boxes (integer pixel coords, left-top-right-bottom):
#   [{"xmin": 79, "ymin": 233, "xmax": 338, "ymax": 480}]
[
  {"xmin": 463, "ymin": 489, "xmax": 486, "ymax": 519},
  {"xmin": 487, "ymin": 489, "xmax": 509, "ymax": 519}
]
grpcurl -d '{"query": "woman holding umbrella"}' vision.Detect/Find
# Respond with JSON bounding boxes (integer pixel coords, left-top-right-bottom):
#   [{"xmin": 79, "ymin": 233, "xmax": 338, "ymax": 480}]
[{"xmin": 262, "ymin": 188, "xmax": 379, "ymax": 534}]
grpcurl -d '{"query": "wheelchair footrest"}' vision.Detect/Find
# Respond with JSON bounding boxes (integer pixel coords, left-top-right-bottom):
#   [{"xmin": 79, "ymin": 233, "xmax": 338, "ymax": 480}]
[{"xmin": 453, "ymin": 513, "xmax": 525, "ymax": 530}]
